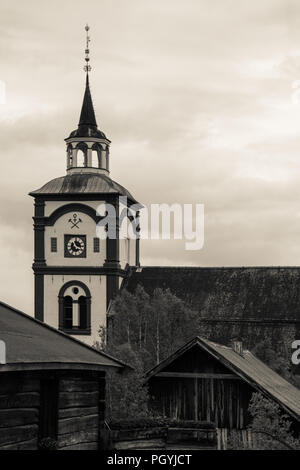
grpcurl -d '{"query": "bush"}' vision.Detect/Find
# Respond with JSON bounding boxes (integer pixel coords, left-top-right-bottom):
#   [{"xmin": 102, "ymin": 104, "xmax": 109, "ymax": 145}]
[
  {"xmin": 247, "ymin": 393, "xmax": 300, "ymax": 450},
  {"xmin": 107, "ymin": 418, "xmax": 216, "ymax": 431},
  {"xmin": 38, "ymin": 437, "xmax": 57, "ymax": 451}
]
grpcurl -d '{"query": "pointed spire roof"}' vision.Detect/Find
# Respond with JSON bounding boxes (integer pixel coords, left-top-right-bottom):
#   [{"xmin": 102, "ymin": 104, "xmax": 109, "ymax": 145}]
[
  {"xmin": 79, "ymin": 73, "xmax": 97, "ymax": 128},
  {"xmin": 67, "ymin": 74, "xmax": 109, "ymax": 140},
  {"xmin": 66, "ymin": 25, "xmax": 110, "ymax": 142}
]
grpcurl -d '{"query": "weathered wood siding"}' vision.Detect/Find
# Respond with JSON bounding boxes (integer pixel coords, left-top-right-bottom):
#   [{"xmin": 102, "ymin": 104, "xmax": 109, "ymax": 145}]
[
  {"xmin": 0, "ymin": 374, "xmax": 40, "ymax": 449},
  {"xmin": 57, "ymin": 373, "xmax": 105, "ymax": 450},
  {"xmin": 149, "ymin": 345, "xmax": 254, "ymax": 429},
  {"xmin": 150, "ymin": 377, "xmax": 252, "ymax": 428},
  {"xmin": 0, "ymin": 371, "xmax": 106, "ymax": 450},
  {"xmin": 216, "ymin": 428, "xmax": 253, "ymax": 450}
]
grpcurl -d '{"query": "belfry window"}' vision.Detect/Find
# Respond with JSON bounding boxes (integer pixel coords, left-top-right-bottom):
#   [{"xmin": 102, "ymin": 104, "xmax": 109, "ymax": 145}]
[
  {"xmin": 59, "ymin": 282, "xmax": 91, "ymax": 335},
  {"xmin": 76, "ymin": 142, "xmax": 88, "ymax": 167},
  {"xmin": 91, "ymin": 143, "xmax": 102, "ymax": 168}
]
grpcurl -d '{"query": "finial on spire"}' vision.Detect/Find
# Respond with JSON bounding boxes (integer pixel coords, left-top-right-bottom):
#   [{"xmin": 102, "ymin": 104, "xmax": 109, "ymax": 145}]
[{"xmin": 84, "ymin": 24, "xmax": 91, "ymax": 73}]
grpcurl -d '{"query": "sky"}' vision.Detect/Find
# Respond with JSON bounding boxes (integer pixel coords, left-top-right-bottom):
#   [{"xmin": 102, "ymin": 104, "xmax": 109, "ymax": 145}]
[{"xmin": 1, "ymin": 0, "xmax": 300, "ymax": 312}]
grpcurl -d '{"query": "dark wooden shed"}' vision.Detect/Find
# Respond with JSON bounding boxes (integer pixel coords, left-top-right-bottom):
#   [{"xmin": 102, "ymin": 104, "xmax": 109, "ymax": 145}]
[
  {"xmin": 145, "ymin": 336, "xmax": 300, "ymax": 449},
  {"xmin": 0, "ymin": 301, "xmax": 125, "ymax": 450}
]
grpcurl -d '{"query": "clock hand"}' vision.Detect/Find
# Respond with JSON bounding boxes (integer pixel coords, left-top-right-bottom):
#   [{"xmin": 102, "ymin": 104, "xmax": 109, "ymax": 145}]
[{"xmin": 71, "ymin": 242, "xmax": 80, "ymax": 252}]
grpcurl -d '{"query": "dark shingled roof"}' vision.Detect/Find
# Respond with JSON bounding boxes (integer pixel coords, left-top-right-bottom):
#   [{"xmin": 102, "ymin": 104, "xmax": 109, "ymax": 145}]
[
  {"xmin": 29, "ymin": 173, "xmax": 139, "ymax": 203},
  {"xmin": 123, "ymin": 266, "xmax": 300, "ymax": 320},
  {"xmin": 145, "ymin": 336, "xmax": 300, "ymax": 421},
  {"xmin": 67, "ymin": 74, "xmax": 108, "ymax": 140},
  {"xmin": 0, "ymin": 300, "xmax": 126, "ymax": 372},
  {"xmin": 79, "ymin": 74, "xmax": 97, "ymax": 128}
]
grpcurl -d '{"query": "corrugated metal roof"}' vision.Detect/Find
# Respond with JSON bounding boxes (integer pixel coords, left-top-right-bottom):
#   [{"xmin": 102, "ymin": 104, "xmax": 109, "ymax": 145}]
[
  {"xmin": 145, "ymin": 336, "xmax": 300, "ymax": 421},
  {"xmin": 0, "ymin": 301, "xmax": 126, "ymax": 372},
  {"xmin": 30, "ymin": 173, "xmax": 138, "ymax": 203}
]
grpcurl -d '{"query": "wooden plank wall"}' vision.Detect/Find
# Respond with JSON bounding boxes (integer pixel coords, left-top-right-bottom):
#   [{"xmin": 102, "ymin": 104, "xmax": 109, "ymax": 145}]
[
  {"xmin": 150, "ymin": 377, "xmax": 253, "ymax": 429},
  {"xmin": 0, "ymin": 374, "xmax": 40, "ymax": 450},
  {"xmin": 57, "ymin": 374, "xmax": 105, "ymax": 450},
  {"xmin": 216, "ymin": 428, "xmax": 253, "ymax": 450},
  {"xmin": 0, "ymin": 372, "xmax": 106, "ymax": 450}
]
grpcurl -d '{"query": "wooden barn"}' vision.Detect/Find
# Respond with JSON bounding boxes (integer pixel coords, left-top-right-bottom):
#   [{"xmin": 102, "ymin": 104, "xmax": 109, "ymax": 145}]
[
  {"xmin": 145, "ymin": 336, "xmax": 300, "ymax": 449},
  {"xmin": 0, "ymin": 301, "xmax": 125, "ymax": 450}
]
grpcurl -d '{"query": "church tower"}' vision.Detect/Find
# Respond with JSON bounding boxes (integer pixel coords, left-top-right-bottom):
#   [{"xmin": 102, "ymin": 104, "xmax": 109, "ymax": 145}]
[{"xmin": 29, "ymin": 26, "xmax": 141, "ymax": 345}]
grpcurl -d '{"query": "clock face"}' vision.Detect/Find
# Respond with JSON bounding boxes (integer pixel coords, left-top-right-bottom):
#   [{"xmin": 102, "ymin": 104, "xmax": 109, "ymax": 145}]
[{"xmin": 64, "ymin": 235, "xmax": 86, "ymax": 258}]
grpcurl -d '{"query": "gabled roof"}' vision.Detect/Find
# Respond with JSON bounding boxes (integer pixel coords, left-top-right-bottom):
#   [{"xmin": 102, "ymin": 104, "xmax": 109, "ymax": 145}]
[
  {"xmin": 145, "ymin": 336, "xmax": 300, "ymax": 422},
  {"xmin": 0, "ymin": 300, "xmax": 126, "ymax": 372}
]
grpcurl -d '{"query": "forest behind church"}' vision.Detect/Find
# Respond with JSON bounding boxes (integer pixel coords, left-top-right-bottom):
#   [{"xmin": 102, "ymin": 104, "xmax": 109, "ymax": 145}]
[{"xmin": 96, "ymin": 285, "xmax": 299, "ymax": 424}]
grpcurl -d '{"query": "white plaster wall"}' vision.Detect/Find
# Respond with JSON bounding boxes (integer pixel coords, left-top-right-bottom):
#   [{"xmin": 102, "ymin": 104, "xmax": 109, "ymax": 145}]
[
  {"xmin": 44, "ymin": 274, "xmax": 106, "ymax": 346},
  {"xmin": 45, "ymin": 211, "xmax": 106, "ymax": 266}
]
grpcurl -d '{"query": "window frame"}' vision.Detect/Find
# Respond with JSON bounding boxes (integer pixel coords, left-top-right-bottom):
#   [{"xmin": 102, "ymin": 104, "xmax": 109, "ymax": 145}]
[
  {"xmin": 93, "ymin": 237, "xmax": 100, "ymax": 253},
  {"xmin": 58, "ymin": 281, "xmax": 91, "ymax": 336},
  {"xmin": 51, "ymin": 237, "xmax": 57, "ymax": 252}
]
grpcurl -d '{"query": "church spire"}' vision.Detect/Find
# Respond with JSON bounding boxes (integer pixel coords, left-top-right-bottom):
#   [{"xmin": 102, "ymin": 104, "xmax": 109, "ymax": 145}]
[
  {"xmin": 66, "ymin": 24, "xmax": 109, "ymax": 141},
  {"xmin": 78, "ymin": 73, "xmax": 97, "ymax": 128},
  {"xmin": 78, "ymin": 25, "xmax": 97, "ymax": 128},
  {"xmin": 65, "ymin": 25, "xmax": 111, "ymax": 175}
]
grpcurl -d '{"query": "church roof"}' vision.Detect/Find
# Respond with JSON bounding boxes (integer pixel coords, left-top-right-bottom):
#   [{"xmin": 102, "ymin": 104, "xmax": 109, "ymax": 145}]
[
  {"xmin": 123, "ymin": 266, "xmax": 300, "ymax": 320},
  {"xmin": 30, "ymin": 173, "xmax": 139, "ymax": 203},
  {"xmin": 66, "ymin": 74, "xmax": 108, "ymax": 140},
  {"xmin": 145, "ymin": 336, "xmax": 300, "ymax": 421},
  {"xmin": 0, "ymin": 300, "xmax": 126, "ymax": 372}
]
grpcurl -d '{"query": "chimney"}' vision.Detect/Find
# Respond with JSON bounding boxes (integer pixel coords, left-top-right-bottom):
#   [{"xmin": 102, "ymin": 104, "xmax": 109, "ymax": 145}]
[{"xmin": 232, "ymin": 339, "xmax": 243, "ymax": 356}]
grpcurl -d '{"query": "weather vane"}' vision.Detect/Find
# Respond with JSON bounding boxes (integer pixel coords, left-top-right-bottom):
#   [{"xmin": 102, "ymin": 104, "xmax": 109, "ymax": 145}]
[{"xmin": 84, "ymin": 24, "xmax": 91, "ymax": 73}]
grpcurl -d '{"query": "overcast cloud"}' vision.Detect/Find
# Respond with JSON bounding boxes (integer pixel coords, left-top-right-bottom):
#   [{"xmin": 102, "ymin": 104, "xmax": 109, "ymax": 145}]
[{"xmin": 1, "ymin": 0, "xmax": 300, "ymax": 312}]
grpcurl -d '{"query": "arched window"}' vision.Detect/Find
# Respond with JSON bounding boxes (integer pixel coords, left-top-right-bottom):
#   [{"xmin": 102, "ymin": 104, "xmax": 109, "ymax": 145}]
[
  {"xmin": 92, "ymin": 143, "xmax": 102, "ymax": 168},
  {"xmin": 58, "ymin": 282, "xmax": 91, "ymax": 335},
  {"xmin": 79, "ymin": 296, "xmax": 88, "ymax": 329},
  {"xmin": 63, "ymin": 296, "xmax": 73, "ymax": 329},
  {"xmin": 76, "ymin": 142, "xmax": 88, "ymax": 167},
  {"xmin": 91, "ymin": 150, "xmax": 98, "ymax": 168}
]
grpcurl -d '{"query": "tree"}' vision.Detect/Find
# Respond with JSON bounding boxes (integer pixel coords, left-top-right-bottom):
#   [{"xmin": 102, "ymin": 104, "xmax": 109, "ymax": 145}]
[
  {"xmin": 105, "ymin": 343, "xmax": 150, "ymax": 421},
  {"xmin": 248, "ymin": 393, "xmax": 300, "ymax": 450},
  {"xmin": 99, "ymin": 285, "xmax": 198, "ymax": 420},
  {"xmin": 107, "ymin": 285, "xmax": 198, "ymax": 370},
  {"xmin": 252, "ymin": 338, "xmax": 299, "ymax": 387}
]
